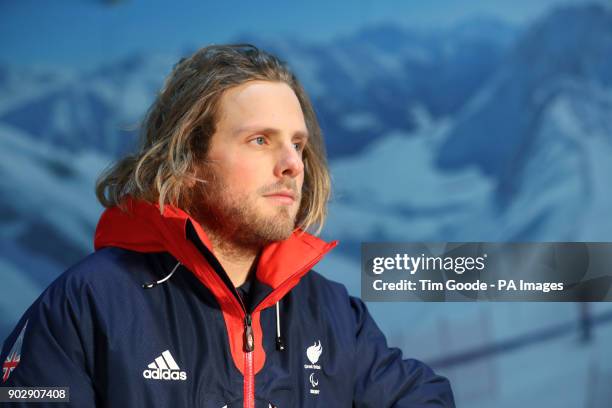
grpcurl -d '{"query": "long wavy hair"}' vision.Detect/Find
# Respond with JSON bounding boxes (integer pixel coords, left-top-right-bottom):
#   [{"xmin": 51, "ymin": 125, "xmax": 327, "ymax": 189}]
[{"xmin": 95, "ymin": 44, "xmax": 331, "ymax": 234}]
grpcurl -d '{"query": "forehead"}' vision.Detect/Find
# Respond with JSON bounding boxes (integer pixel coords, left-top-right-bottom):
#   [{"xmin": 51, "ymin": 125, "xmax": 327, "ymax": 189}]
[{"xmin": 215, "ymin": 80, "xmax": 307, "ymax": 133}]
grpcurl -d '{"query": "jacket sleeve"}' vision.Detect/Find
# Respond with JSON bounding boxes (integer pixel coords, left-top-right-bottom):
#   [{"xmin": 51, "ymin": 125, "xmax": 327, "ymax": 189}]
[
  {"xmin": 0, "ymin": 272, "xmax": 99, "ymax": 407},
  {"xmin": 350, "ymin": 296, "xmax": 455, "ymax": 407}
]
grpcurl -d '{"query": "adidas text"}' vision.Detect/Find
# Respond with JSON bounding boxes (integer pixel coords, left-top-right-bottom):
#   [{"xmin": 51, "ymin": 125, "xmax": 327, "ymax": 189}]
[{"xmin": 142, "ymin": 368, "xmax": 187, "ymax": 381}]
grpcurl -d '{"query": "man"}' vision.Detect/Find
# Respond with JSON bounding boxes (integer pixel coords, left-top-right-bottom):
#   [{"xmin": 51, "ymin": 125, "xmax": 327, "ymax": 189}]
[{"xmin": 1, "ymin": 44, "xmax": 455, "ymax": 407}]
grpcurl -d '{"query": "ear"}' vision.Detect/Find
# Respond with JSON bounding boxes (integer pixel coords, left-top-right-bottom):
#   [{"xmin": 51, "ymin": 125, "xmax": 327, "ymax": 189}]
[
  {"xmin": 183, "ymin": 166, "xmax": 209, "ymax": 189},
  {"xmin": 185, "ymin": 162, "xmax": 204, "ymax": 189},
  {"xmin": 184, "ymin": 173, "xmax": 197, "ymax": 188}
]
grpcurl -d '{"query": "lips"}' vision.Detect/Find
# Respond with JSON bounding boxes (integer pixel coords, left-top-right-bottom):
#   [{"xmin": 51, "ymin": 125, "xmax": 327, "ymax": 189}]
[
  {"xmin": 263, "ymin": 190, "xmax": 296, "ymax": 204},
  {"xmin": 264, "ymin": 190, "xmax": 295, "ymax": 199}
]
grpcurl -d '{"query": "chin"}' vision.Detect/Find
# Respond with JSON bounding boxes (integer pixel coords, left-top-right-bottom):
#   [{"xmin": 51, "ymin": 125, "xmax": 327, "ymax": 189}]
[{"xmin": 262, "ymin": 220, "xmax": 297, "ymax": 242}]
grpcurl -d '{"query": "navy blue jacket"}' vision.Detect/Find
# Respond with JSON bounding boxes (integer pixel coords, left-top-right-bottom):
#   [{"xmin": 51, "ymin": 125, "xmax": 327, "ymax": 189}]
[{"xmin": 1, "ymin": 199, "xmax": 454, "ymax": 407}]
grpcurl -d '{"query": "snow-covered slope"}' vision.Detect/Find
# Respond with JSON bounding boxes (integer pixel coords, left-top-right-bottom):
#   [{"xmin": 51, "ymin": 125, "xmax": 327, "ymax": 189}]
[
  {"xmin": 0, "ymin": 123, "xmax": 109, "ymax": 335},
  {"xmin": 435, "ymin": 4, "xmax": 612, "ymax": 241},
  {"xmin": 0, "ymin": 53, "xmax": 179, "ymax": 156}
]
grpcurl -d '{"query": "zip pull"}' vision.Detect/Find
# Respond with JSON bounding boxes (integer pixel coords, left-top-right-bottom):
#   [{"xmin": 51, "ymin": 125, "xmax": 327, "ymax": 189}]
[{"xmin": 244, "ymin": 314, "xmax": 254, "ymax": 352}]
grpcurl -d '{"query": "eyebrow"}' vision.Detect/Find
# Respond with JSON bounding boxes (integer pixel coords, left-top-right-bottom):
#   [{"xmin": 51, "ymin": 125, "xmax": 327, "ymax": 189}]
[{"xmin": 233, "ymin": 126, "xmax": 309, "ymax": 140}]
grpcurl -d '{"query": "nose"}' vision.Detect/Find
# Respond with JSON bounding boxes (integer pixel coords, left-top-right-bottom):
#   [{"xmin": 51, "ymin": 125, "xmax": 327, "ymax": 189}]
[{"xmin": 274, "ymin": 142, "xmax": 304, "ymax": 179}]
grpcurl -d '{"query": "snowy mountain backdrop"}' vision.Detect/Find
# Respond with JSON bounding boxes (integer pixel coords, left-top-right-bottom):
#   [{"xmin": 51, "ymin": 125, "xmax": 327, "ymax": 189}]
[{"xmin": 2, "ymin": 3, "xmax": 612, "ymax": 407}]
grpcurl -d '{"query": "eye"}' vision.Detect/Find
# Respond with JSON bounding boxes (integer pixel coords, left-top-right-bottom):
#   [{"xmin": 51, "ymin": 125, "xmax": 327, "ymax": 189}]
[
  {"xmin": 293, "ymin": 141, "xmax": 306, "ymax": 152},
  {"xmin": 250, "ymin": 136, "xmax": 266, "ymax": 146}
]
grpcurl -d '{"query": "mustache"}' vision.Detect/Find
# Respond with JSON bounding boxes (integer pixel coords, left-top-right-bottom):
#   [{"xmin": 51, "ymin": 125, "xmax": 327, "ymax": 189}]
[{"xmin": 258, "ymin": 180, "xmax": 300, "ymax": 198}]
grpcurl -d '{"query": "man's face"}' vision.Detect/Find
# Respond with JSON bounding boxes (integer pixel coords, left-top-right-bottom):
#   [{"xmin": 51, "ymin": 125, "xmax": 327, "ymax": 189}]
[{"xmin": 193, "ymin": 80, "xmax": 308, "ymax": 249}]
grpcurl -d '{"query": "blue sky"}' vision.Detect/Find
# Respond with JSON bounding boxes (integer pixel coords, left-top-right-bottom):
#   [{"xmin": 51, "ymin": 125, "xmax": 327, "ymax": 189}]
[{"xmin": 0, "ymin": 0, "xmax": 596, "ymax": 68}]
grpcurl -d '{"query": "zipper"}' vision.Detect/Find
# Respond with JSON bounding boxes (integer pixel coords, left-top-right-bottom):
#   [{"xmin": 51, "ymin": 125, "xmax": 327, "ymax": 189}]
[
  {"xmin": 226, "ymin": 288, "xmax": 255, "ymax": 408},
  {"xmin": 234, "ymin": 289, "xmax": 254, "ymax": 408},
  {"xmin": 244, "ymin": 314, "xmax": 254, "ymax": 352},
  {"xmin": 244, "ymin": 313, "xmax": 255, "ymax": 408},
  {"xmin": 221, "ymin": 274, "xmax": 254, "ymax": 408}
]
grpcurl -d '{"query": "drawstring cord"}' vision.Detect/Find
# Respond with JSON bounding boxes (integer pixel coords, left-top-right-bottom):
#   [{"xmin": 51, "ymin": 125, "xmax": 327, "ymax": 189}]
[
  {"xmin": 142, "ymin": 262, "xmax": 182, "ymax": 289},
  {"xmin": 143, "ymin": 261, "xmax": 286, "ymax": 352},
  {"xmin": 275, "ymin": 300, "xmax": 285, "ymax": 351}
]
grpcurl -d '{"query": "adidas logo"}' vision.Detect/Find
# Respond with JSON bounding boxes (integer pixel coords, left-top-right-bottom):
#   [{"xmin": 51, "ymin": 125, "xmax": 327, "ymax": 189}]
[{"xmin": 142, "ymin": 350, "xmax": 187, "ymax": 381}]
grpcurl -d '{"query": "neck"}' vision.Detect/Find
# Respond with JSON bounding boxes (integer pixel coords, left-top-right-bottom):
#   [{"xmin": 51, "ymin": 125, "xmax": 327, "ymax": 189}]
[{"xmin": 206, "ymin": 231, "xmax": 261, "ymax": 287}]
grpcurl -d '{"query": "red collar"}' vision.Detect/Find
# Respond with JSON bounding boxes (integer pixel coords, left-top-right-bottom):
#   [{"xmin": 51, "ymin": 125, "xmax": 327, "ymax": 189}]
[{"xmin": 94, "ymin": 197, "xmax": 337, "ymax": 311}]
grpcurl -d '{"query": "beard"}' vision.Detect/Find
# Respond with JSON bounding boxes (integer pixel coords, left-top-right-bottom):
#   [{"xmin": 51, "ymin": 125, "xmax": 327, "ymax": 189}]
[{"xmin": 188, "ymin": 165, "xmax": 301, "ymax": 252}]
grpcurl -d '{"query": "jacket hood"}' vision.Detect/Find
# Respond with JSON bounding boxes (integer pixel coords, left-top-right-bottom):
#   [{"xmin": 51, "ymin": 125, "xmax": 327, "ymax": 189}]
[{"xmin": 94, "ymin": 196, "xmax": 337, "ymax": 308}]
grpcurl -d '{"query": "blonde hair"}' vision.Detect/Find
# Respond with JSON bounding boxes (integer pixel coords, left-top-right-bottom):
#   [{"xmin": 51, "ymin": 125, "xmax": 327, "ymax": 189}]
[{"xmin": 96, "ymin": 44, "xmax": 331, "ymax": 234}]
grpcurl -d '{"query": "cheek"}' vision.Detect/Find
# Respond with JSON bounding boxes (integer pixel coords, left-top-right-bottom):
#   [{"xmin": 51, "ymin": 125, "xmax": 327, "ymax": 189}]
[{"xmin": 218, "ymin": 157, "xmax": 263, "ymax": 192}]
